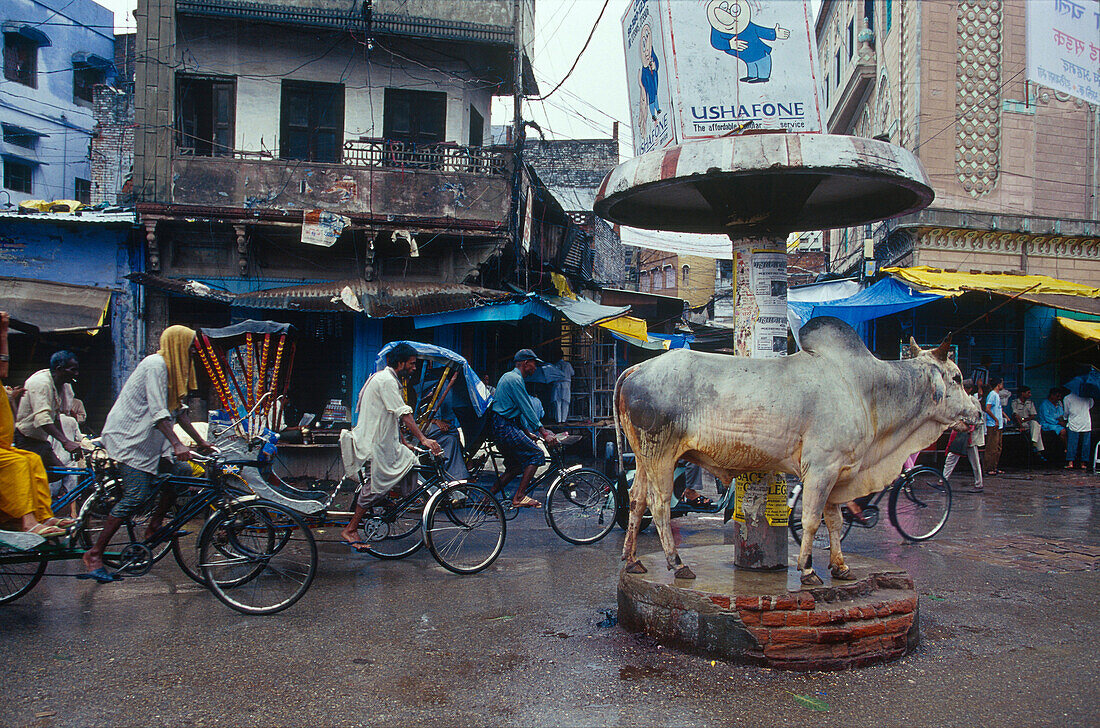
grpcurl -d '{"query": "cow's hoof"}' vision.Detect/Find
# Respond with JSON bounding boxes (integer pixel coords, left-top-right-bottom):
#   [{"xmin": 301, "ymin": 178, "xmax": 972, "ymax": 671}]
[
  {"xmin": 674, "ymin": 565, "xmax": 696, "ymax": 580},
  {"xmin": 800, "ymin": 571, "xmax": 824, "ymax": 587},
  {"xmin": 830, "ymin": 565, "xmax": 855, "ymax": 581},
  {"xmin": 624, "ymin": 560, "xmax": 648, "ymax": 574}
]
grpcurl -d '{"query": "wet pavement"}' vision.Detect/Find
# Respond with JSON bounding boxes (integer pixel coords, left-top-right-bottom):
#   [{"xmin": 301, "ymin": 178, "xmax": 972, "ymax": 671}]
[{"xmin": 2, "ymin": 465, "xmax": 1098, "ymax": 727}]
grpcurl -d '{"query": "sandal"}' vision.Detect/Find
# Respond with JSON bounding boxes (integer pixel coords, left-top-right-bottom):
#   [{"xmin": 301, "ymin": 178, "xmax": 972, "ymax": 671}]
[
  {"xmin": 43, "ymin": 517, "xmax": 76, "ymax": 528},
  {"xmin": 28, "ymin": 523, "xmax": 66, "ymax": 538},
  {"xmin": 512, "ymin": 496, "xmax": 542, "ymax": 509},
  {"xmin": 683, "ymin": 494, "xmax": 713, "ymax": 507}
]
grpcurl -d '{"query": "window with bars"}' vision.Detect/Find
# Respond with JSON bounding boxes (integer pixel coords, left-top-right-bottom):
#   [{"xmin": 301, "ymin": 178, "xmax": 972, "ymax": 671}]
[
  {"xmin": 4, "ymin": 159, "xmax": 33, "ymax": 193},
  {"xmin": 73, "ymin": 64, "xmax": 105, "ymax": 104},
  {"xmin": 4, "ymin": 32, "xmax": 36, "ymax": 87},
  {"xmin": 75, "ymin": 177, "xmax": 91, "ymax": 204}
]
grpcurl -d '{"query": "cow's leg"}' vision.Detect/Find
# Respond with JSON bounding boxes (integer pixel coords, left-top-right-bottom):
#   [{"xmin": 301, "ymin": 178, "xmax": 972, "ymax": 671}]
[
  {"xmin": 621, "ymin": 464, "xmax": 650, "ymax": 573},
  {"xmin": 822, "ymin": 503, "xmax": 854, "ymax": 580},
  {"xmin": 647, "ymin": 459, "xmax": 693, "ymax": 579},
  {"xmin": 797, "ymin": 474, "xmax": 833, "ymax": 587}
]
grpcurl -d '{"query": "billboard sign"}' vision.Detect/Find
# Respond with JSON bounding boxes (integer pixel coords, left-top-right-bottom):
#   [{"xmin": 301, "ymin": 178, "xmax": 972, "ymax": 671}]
[
  {"xmin": 1026, "ymin": 0, "xmax": 1100, "ymax": 106},
  {"xmin": 623, "ymin": 0, "xmax": 824, "ymax": 156}
]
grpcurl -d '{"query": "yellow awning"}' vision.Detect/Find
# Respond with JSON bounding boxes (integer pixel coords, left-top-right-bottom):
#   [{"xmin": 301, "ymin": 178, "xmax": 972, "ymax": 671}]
[
  {"xmin": 596, "ymin": 315, "xmax": 669, "ymax": 350},
  {"xmin": 885, "ymin": 266, "xmax": 1100, "ymax": 299},
  {"xmin": 1057, "ymin": 317, "xmax": 1100, "ymax": 343}
]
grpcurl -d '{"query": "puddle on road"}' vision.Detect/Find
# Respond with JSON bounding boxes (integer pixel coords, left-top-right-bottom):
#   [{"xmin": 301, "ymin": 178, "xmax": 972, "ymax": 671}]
[{"xmin": 619, "ymin": 664, "xmax": 667, "ymax": 681}]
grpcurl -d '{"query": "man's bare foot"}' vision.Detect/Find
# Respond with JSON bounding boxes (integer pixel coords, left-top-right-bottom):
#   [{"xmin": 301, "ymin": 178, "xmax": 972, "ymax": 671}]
[
  {"xmin": 82, "ymin": 552, "xmax": 102, "ymax": 571},
  {"xmin": 341, "ymin": 530, "xmax": 369, "ymax": 551}
]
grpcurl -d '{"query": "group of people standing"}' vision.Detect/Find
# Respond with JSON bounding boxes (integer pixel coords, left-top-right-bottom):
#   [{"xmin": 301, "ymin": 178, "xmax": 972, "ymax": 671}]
[{"xmin": 941, "ymin": 362, "xmax": 1095, "ymax": 492}]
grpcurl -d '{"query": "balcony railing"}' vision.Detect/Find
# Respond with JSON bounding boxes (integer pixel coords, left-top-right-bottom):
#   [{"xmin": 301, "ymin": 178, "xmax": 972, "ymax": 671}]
[
  {"xmin": 176, "ymin": 138, "xmax": 509, "ymax": 177},
  {"xmin": 342, "ymin": 139, "xmax": 508, "ymax": 176}
]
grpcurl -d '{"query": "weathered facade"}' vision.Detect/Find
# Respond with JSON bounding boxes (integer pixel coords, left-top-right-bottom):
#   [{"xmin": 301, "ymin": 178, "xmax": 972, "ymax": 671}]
[
  {"xmin": 817, "ymin": 0, "xmax": 1100, "ymax": 284},
  {"xmin": 524, "ymin": 132, "xmax": 627, "ymax": 286},
  {"xmin": 1, "ymin": 0, "xmax": 116, "ymax": 204},
  {"xmin": 129, "ymin": 0, "xmax": 621, "ymax": 422}
]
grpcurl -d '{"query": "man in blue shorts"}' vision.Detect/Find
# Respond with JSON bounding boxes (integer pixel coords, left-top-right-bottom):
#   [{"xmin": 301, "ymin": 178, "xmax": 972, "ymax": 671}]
[{"xmin": 488, "ymin": 349, "xmax": 558, "ymax": 508}]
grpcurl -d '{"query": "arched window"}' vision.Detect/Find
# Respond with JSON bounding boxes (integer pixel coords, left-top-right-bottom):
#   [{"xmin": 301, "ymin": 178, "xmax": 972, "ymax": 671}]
[
  {"xmin": 681, "ymin": 264, "xmax": 690, "ymax": 287},
  {"xmin": 664, "ymin": 265, "xmax": 674, "ymax": 289},
  {"xmin": 639, "ymin": 271, "xmax": 650, "ymax": 292}
]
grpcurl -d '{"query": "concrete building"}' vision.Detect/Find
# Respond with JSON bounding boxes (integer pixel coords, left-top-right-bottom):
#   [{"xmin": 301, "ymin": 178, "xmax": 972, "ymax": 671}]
[
  {"xmin": 1, "ymin": 0, "xmax": 116, "ymax": 205},
  {"xmin": 816, "ymin": 0, "xmax": 1100, "ymax": 284},
  {"xmin": 524, "ymin": 129, "xmax": 627, "ymax": 286},
  {"xmin": 636, "ymin": 250, "xmax": 716, "ymax": 310},
  {"xmin": 130, "ymin": 0, "xmax": 625, "ymax": 420}
]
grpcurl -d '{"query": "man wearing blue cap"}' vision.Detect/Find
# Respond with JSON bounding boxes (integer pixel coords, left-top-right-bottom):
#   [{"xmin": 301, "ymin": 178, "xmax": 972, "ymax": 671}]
[{"xmin": 488, "ymin": 349, "xmax": 558, "ymax": 508}]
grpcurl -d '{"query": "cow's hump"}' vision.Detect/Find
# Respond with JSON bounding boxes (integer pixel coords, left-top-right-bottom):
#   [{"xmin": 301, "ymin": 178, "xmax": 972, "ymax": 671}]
[{"xmin": 799, "ymin": 316, "xmax": 874, "ymax": 360}]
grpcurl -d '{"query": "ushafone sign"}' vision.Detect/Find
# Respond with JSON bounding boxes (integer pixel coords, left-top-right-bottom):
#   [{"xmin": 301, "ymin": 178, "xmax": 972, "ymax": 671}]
[{"xmin": 622, "ymin": 0, "xmax": 824, "ymax": 156}]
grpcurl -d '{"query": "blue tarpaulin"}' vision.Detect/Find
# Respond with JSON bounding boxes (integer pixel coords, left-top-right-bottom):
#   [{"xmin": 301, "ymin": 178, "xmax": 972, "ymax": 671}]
[
  {"xmin": 412, "ymin": 293, "xmax": 630, "ymax": 330},
  {"xmin": 788, "ymin": 277, "xmax": 942, "ymax": 330}
]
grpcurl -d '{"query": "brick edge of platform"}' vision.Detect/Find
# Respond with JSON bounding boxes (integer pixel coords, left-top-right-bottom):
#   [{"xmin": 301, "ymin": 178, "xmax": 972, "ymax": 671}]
[{"xmin": 618, "ymin": 570, "xmax": 919, "ymax": 671}]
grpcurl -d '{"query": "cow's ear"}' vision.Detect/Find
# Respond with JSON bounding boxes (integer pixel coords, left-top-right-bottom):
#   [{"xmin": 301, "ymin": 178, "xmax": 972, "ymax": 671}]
[
  {"xmin": 907, "ymin": 337, "xmax": 921, "ymax": 358},
  {"xmin": 931, "ymin": 338, "xmax": 952, "ymax": 362}
]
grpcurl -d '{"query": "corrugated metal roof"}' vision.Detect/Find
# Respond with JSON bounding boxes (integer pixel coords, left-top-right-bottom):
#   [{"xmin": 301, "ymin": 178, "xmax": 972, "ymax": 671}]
[
  {"xmin": 232, "ymin": 279, "xmax": 513, "ymax": 317},
  {"xmin": 0, "ymin": 210, "xmax": 136, "ymax": 225}
]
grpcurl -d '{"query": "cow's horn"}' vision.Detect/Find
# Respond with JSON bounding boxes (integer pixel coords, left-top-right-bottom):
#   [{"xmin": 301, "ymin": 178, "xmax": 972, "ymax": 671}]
[
  {"xmin": 931, "ymin": 337, "xmax": 952, "ymax": 362},
  {"xmin": 907, "ymin": 336, "xmax": 921, "ymax": 358}
]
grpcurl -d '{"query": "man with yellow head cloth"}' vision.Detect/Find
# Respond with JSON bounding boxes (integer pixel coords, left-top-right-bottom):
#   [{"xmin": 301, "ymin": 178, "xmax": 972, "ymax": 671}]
[{"xmin": 82, "ymin": 325, "xmax": 213, "ymax": 580}]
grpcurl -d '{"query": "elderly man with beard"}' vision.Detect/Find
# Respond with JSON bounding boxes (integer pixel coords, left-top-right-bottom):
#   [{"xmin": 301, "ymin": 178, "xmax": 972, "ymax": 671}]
[{"xmin": 340, "ymin": 343, "xmax": 442, "ymax": 550}]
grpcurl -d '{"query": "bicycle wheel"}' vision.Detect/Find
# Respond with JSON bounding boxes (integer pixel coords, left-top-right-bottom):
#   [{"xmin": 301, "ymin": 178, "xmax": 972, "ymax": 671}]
[
  {"xmin": 0, "ymin": 545, "xmax": 47, "ymax": 605},
  {"xmin": 889, "ymin": 467, "xmax": 951, "ymax": 542},
  {"xmin": 787, "ymin": 487, "xmax": 852, "ymax": 547},
  {"xmin": 172, "ymin": 481, "xmax": 251, "ymax": 585},
  {"xmin": 545, "ymin": 468, "xmax": 618, "ymax": 545},
  {"xmin": 424, "ymin": 483, "xmax": 505, "ymax": 575},
  {"xmin": 199, "ymin": 501, "xmax": 316, "ymax": 615},
  {"xmin": 76, "ymin": 489, "xmax": 174, "ymax": 567},
  {"xmin": 361, "ymin": 491, "xmax": 427, "ymax": 560}
]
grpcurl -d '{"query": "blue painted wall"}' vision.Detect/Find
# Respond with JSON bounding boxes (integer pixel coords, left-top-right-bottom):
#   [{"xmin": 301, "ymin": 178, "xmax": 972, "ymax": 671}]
[
  {"xmin": 0, "ymin": 215, "xmax": 139, "ymax": 395},
  {"xmin": 0, "ymin": 0, "xmax": 116, "ymax": 203}
]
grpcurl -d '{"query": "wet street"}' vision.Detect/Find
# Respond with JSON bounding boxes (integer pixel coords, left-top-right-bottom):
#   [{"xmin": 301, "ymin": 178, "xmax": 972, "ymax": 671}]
[{"xmin": 2, "ymin": 467, "xmax": 1099, "ymax": 727}]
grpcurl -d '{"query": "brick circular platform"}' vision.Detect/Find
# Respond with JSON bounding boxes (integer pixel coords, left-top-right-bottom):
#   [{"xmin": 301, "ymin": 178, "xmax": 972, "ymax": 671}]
[{"xmin": 618, "ymin": 546, "xmax": 919, "ymax": 670}]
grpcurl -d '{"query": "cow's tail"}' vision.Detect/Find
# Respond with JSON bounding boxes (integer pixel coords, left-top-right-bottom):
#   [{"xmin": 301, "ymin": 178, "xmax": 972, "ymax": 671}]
[{"xmin": 612, "ymin": 367, "xmax": 629, "ymax": 475}]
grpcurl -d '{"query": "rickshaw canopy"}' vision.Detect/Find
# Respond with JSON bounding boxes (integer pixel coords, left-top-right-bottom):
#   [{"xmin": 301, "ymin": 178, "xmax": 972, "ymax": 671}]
[{"xmin": 375, "ymin": 341, "xmax": 491, "ymax": 417}]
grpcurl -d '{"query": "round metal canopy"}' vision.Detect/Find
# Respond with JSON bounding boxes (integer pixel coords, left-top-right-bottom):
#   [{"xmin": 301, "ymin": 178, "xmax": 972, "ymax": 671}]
[{"xmin": 594, "ymin": 133, "xmax": 934, "ymax": 236}]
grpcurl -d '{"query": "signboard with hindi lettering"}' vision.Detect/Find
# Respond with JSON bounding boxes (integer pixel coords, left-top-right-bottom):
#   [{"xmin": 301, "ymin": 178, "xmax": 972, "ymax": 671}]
[
  {"xmin": 1026, "ymin": 0, "xmax": 1100, "ymax": 105},
  {"xmin": 622, "ymin": 0, "xmax": 824, "ymax": 156}
]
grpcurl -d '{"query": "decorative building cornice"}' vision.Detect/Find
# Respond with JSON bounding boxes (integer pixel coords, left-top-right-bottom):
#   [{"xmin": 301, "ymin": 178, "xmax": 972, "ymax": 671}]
[{"xmin": 918, "ymin": 227, "xmax": 1100, "ymax": 259}]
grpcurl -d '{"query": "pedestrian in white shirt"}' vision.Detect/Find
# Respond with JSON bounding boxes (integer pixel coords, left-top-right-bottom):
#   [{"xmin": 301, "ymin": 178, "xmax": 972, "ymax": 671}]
[{"xmin": 1063, "ymin": 389, "xmax": 1094, "ymax": 471}]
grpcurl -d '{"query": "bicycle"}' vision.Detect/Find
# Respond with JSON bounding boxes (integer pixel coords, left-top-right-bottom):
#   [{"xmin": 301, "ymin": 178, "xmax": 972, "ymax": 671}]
[
  {"xmin": 0, "ymin": 451, "xmax": 319, "ymax": 615},
  {"xmin": 473, "ymin": 434, "xmax": 619, "ymax": 546},
  {"xmin": 787, "ymin": 465, "xmax": 952, "ymax": 547},
  {"xmin": 355, "ymin": 449, "xmax": 507, "ymax": 575}
]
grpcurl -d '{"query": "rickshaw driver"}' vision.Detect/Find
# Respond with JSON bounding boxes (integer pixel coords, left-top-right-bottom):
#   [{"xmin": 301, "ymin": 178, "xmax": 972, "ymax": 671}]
[
  {"xmin": 487, "ymin": 349, "xmax": 558, "ymax": 509},
  {"xmin": 340, "ymin": 343, "xmax": 442, "ymax": 550},
  {"xmin": 81, "ymin": 325, "xmax": 214, "ymax": 582}
]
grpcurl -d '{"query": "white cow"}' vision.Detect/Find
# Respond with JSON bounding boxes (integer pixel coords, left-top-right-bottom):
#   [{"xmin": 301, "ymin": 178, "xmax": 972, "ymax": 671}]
[{"xmin": 613, "ymin": 317, "xmax": 982, "ymax": 585}]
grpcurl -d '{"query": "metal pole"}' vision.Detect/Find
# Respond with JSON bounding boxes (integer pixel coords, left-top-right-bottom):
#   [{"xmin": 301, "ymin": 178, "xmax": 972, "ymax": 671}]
[{"xmin": 511, "ymin": 0, "xmax": 524, "ymax": 287}]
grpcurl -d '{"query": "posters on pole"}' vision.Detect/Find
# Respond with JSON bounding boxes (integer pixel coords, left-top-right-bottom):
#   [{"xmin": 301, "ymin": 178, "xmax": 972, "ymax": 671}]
[
  {"xmin": 301, "ymin": 210, "xmax": 350, "ymax": 247},
  {"xmin": 732, "ymin": 247, "xmax": 788, "ymax": 358},
  {"xmin": 732, "ymin": 471, "xmax": 788, "ymax": 527},
  {"xmin": 1026, "ymin": 0, "xmax": 1100, "ymax": 105},
  {"xmin": 623, "ymin": 0, "xmax": 824, "ymax": 156}
]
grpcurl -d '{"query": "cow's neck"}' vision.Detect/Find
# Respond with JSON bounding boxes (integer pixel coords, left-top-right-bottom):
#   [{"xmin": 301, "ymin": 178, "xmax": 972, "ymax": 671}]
[{"xmin": 841, "ymin": 358, "xmax": 949, "ymax": 497}]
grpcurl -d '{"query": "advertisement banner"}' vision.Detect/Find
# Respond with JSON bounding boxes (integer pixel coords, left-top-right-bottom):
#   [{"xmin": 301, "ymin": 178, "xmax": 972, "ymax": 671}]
[
  {"xmin": 622, "ymin": 0, "xmax": 677, "ymax": 156},
  {"xmin": 623, "ymin": 0, "xmax": 823, "ymax": 155},
  {"xmin": 1026, "ymin": 0, "xmax": 1100, "ymax": 105}
]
